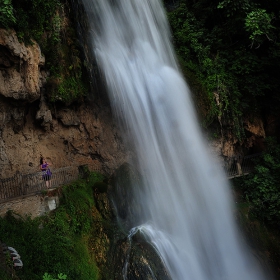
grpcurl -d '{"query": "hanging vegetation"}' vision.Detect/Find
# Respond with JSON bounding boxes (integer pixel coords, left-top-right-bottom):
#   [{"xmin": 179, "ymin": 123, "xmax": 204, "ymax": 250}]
[
  {"xmin": 0, "ymin": 0, "xmax": 89, "ymax": 104},
  {"xmin": 165, "ymin": 0, "xmax": 280, "ymax": 140}
]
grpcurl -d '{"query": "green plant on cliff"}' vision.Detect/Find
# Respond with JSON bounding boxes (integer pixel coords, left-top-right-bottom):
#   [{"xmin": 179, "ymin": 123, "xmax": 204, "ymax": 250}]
[
  {"xmin": 245, "ymin": 8, "xmax": 275, "ymax": 48},
  {"xmin": 167, "ymin": 3, "xmax": 245, "ymax": 139},
  {"xmin": 231, "ymin": 137, "xmax": 280, "ymax": 275},
  {"xmin": 43, "ymin": 272, "xmax": 67, "ymax": 280},
  {"xmin": 47, "ymin": 38, "xmax": 88, "ymax": 104},
  {"xmin": 166, "ymin": 1, "xmax": 280, "ymax": 140},
  {"xmin": 0, "ymin": 0, "xmax": 16, "ymax": 28},
  {"xmin": 12, "ymin": 0, "xmax": 60, "ymax": 43},
  {"xmin": 3, "ymin": 0, "xmax": 89, "ymax": 104},
  {"xmin": 233, "ymin": 137, "xmax": 280, "ymax": 225},
  {"xmin": 0, "ymin": 172, "xmax": 105, "ymax": 280},
  {"xmin": 0, "ymin": 271, "xmax": 10, "ymax": 280}
]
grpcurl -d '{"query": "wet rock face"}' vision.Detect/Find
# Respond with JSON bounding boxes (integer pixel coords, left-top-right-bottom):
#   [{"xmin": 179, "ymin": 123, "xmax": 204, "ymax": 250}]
[
  {"xmin": 208, "ymin": 114, "xmax": 267, "ymax": 159},
  {"xmin": 93, "ymin": 164, "xmax": 172, "ymax": 280},
  {"xmin": 108, "ymin": 163, "xmax": 145, "ymax": 231},
  {"xmin": 108, "ymin": 232, "xmax": 172, "ymax": 280}
]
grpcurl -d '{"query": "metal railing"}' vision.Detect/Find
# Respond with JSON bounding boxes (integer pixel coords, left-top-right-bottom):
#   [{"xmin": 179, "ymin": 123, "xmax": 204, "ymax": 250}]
[
  {"xmin": 0, "ymin": 154, "xmax": 262, "ymax": 203},
  {"xmin": 0, "ymin": 165, "xmax": 100, "ymax": 203},
  {"xmin": 224, "ymin": 153, "xmax": 262, "ymax": 179}
]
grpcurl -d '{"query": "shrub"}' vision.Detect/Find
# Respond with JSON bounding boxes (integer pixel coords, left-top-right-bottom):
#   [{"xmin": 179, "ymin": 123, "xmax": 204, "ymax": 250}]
[
  {"xmin": 0, "ymin": 0, "xmax": 16, "ymax": 28},
  {"xmin": 233, "ymin": 137, "xmax": 280, "ymax": 225},
  {"xmin": 0, "ymin": 172, "xmax": 104, "ymax": 279}
]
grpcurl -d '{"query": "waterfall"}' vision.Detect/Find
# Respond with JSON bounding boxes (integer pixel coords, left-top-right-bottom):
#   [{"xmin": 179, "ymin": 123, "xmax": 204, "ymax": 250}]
[{"xmin": 80, "ymin": 0, "xmax": 269, "ymax": 279}]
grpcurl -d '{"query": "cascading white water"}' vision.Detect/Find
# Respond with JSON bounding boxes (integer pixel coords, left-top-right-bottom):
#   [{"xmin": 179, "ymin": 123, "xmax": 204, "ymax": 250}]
[{"xmin": 81, "ymin": 0, "xmax": 270, "ymax": 279}]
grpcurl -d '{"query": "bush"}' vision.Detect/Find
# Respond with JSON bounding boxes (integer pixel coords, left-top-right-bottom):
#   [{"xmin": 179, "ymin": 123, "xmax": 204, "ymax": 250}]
[
  {"xmin": 0, "ymin": 0, "xmax": 16, "ymax": 28},
  {"xmin": 0, "ymin": 172, "xmax": 105, "ymax": 279},
  {"xmin": 233, "ymin": 137, "xmax": 280, "ymax": 225}
]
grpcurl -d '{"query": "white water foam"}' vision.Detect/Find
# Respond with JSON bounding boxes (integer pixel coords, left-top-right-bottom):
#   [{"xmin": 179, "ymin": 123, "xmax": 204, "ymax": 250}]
[{"xmin": 81, "ymin": 0, "xmax": 270, "ymax": 279}]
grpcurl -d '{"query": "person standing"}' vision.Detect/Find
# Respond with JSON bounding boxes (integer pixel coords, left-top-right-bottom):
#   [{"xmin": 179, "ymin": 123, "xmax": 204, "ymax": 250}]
[{"xmin": 40, "ymin": 156, "xmax": 52, "ymax": 190}]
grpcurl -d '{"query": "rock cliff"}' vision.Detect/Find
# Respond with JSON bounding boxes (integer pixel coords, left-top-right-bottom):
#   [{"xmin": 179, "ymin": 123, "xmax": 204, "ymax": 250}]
[
  {"xmin": 0, "ymin": 25, "xmax": 271, "ymax": 180},
  {"xmin": 0, "ymin": 28, "xmax": 127, "ymax": 179}
]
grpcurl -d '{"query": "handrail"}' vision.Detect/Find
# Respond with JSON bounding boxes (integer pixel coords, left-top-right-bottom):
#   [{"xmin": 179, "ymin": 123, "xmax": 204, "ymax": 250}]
[
  {"xmin": 0, "ymin": 154, "xmax": 262, "ymax": 203},
  {"xmin": 224, "ymin": 153, "xmax": 262, "ymax": 179},
  {"xmin": 0, "ymin": 165, "xmax": 103, "ymax": 203}
]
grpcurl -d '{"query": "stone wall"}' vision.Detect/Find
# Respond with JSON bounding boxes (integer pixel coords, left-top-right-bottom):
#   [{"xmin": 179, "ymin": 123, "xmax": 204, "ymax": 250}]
[{"xmin": 0, "ymin": 194, "xmax": 59, "ymax": 218}]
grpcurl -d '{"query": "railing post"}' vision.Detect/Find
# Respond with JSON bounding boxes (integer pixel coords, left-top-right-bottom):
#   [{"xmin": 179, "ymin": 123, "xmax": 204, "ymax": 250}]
[
  {"xmin": 20, "ymin": 172, "xmax": 24, "ymax": 196},
  {"xmin": 236, "ymin": 156, "xmax": 242, "ymax": 176},
  {"xmin": 17, "ymin": 172, "xmax": 22, "ymax": 197}
]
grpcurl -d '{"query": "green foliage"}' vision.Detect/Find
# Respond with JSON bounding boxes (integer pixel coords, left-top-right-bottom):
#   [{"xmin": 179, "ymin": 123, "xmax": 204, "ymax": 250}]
[
  {"xmin": 0, "ymin": 0, "xmax": 16, "ymax": 28},
  {"xmin": 217, "ymin": 0, "xmax": 252, "ymax": 16},
  {"xmin": 0, "ymin": 172, "xmax": 105, "ymax": 280},
  {"xmin": 166, "ymin": 1, "xmax": 280, "ymax": 140},
  {"xmin": 234, "ymin": 198, "xmax": 280, "ymax": 276},
  {"xmin": 12, "ymin": 0, "xmax": 60, "ymax": 43},
  {"xmin": 3, "ymin": 0, "xmax": 89, "ymax": 104},
  {"xmin": 46, "ymin": 30, "xmax": 89, "ymax": 104},
  {"xmin": 51, "ymin": 75, "xmax": 86, "ymax": 103},
  {"xmin": 233, "ymin": 137, "xmax": 280, "ymax": 225},
  {"xmin": 0, "ymin": 268, "xmax": 11, "ymax": 280},
  {"xmin": 167, "ymin": 3, "xmax": 245, "ymax": 138},
  {"xmin": 245, "ymin": 9, "xmax": 275, "ymax": 47},
  {"xmin": 59, "ymin": 181, "xmax": 95, "ymax": 234},
  {"xmin": 43, "ymin": 272, "xmax": 67, "ymax": 280}
]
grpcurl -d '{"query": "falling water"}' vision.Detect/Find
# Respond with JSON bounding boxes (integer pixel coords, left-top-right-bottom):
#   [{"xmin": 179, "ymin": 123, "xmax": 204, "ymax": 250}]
[{"xmin": 80, "ymin": 0, "xmax": 269, "ymax": 279}]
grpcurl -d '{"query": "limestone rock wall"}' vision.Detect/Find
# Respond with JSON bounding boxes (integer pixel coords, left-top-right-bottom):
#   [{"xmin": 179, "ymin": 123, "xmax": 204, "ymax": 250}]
[
  {"xmin": 0, "ymin": 28, "xmax": 128, "ymax": 179},
  {"xmin": 0, "ymin": 194, "xmax": 59, "ymax": 218},
  {"xmin": 0, "ymin": 28, "xmax": 46, "ymax": 102},
  {"xmin": 0, "ymin": 26, "xmax": 270, "ymax": 180}
]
